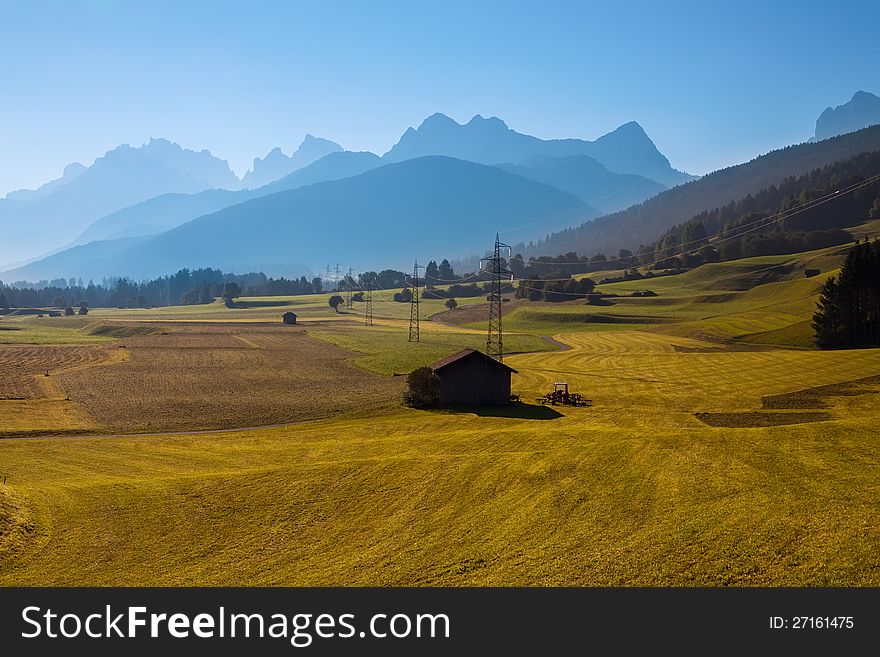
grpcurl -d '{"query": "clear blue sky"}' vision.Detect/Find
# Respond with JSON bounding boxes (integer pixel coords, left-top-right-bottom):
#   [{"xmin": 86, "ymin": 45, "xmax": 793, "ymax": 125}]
[{"xmin": 1, "ymin": 0, "xmax": 877, "ymax": 195}]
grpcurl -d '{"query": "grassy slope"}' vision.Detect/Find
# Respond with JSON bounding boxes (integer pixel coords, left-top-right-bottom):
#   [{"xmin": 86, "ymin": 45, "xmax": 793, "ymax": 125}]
[
  {"xmin": 1, "ymin": 242, "xmax": 879, "ymax": 585},
  {"xmin": 1, "ymin": 333, "xmax": 878, "ymax": 585}
]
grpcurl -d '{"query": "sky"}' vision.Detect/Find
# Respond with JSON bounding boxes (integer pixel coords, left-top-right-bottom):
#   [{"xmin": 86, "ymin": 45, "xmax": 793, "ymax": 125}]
[{"xmin": 1, "ymin": 0, "xmax": 878, "ymax": 195}]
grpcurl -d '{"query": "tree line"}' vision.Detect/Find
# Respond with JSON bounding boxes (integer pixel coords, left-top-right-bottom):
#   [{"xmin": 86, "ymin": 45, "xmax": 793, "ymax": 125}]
[
  {"xmin": 813, "ymin": 239, "xmax": 880, "ymax": 348},
  {"xmin": 0, "ymin": 268, "xmax": 325, "ymax": 309}
]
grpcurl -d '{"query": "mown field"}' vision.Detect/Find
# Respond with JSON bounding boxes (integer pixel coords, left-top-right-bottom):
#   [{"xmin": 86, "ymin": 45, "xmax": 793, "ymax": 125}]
[{"xmin": 0, "ymin": 244, "xmax": 878, "ymax": 585}]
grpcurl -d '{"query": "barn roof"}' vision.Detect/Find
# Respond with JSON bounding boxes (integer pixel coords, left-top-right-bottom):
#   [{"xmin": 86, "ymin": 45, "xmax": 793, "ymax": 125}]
[
  {"xmin": 429, "ymin": 348, "xmax": 518, "ymax": 374},
  {"xmin": 282, "ymin": 311, "xmax": 297, "ymax": 316}
]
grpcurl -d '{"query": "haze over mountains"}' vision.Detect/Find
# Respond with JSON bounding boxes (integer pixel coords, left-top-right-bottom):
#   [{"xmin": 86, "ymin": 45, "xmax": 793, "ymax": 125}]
[
  {"xmin": 383, "ymin": 114, "xmax": 695, "ymax": 188},
  {"xmin": 6, "ymin": 157, "xmax": 594, "ymax": 281},
  {"xmin": 241, "ymin": 135, "xmax": 343, "ymax": 189},
  {"xmin": 0, "ymin": 113, "xmax": 683, "ymax": 277},
  {"xmin": 3, "ymin": 94, "xmax": 878, "ymax": 284},
  {"xmin": 0, "ymin": 139, "xmax": 240, "ymax": 265}
]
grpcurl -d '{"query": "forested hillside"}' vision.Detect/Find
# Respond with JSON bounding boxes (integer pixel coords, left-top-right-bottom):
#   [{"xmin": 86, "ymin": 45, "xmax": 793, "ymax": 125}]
[{"xmin": 528, "ymin": 125, "xmax": 880, "ymax": 258}]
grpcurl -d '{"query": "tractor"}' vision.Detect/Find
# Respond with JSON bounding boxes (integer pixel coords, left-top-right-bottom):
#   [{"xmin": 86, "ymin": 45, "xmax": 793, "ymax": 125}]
[{"xmin": 538, "ymin": 382, "xmax": 590, "ymax": 406}]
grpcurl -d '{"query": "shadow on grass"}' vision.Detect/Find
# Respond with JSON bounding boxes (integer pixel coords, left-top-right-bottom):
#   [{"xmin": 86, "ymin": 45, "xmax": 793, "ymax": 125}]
[{"xmin": 443, "ymin": 402, "xmax": 563, "ymax": 420}]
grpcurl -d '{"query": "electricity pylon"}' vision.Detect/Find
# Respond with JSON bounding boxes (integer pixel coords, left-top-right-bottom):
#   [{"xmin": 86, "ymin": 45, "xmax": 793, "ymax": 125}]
[
  {"xmin": 481, "ymin": 234, "xmax": 512, "ymax": 360},
  {"xmin": 364, "ymin": 278, "xmax": 373, "ymax": 326},
  {"xmin": 408, "ymin": 260, "xmax": 422, "ymax": 342}
]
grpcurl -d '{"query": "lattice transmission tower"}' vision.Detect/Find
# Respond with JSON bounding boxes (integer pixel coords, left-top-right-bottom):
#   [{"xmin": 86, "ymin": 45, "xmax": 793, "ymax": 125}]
[
  {"xmin": 408, "ymin": 260, "xmax": 422, "ymax": 342},
  {"xmin": 364, "ymin": 276, "xmax": 373, "ymax": 326},
  {"xmin": 481, "ymin": 233, "xmax": 513, "ymax": 361}
]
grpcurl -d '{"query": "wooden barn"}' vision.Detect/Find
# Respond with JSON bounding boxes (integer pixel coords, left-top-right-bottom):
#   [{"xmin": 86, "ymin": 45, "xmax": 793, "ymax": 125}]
[
  {"xmin": 282, "ymin": 312, "xmax": 298, "ymax": 325},
  {"xmin": 429, "ymin": 348, "xmax": 517, "ymax": 405}
]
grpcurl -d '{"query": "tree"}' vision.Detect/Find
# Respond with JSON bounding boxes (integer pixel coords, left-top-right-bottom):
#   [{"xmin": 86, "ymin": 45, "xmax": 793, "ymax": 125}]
[
  {"xmin": 444, "ymin": 298, "xmax": 458, "ymax": 310},
  {"xmin": 403, "ymin": 367, "xmax": 440, "ymax": 408},
  {"xmin": 812, "ymin": 277, "xmax": 841, "ymax": 348},
  {"xmin": 680, "ymin": 220, "xmax": 708, "ymax": 253},
  {"xmin": 222, "ymin": 282, "xmax": 241, "ymax": 302},
  {"xmin": 78, "ymin": 305, "xmax": 89, "ymax": 315},
  {"xmin": 311, "ymin": 277, "xmax": 323, "ymax": 293},
  {"xmin": 198, "ymin": 283, "xmax": 214, "ymax": 303},
  {"xmin": 425, "ymin": 260, "xmax": 439, "ymax": 283},
  {"xmin": 393, "ymin": 288, "xmax": 413, "ymax": 303},
  {"xmin": 64, "ymin": 306, "xmax": 75, "ymax": 316},
  {"xmin": 438, "ymin": 259, "xmax": 455, "ymax": 281},
  {"xmin": 813, "ymin": 239, "xmax": 880, "ymax": 348},
  {"xmin": 328, "ymin": 295, "xmax": 344, "ymax": 312},
  {"xmin": 0, "ymin": 293, "xmax": 7, "ymax": 309}
]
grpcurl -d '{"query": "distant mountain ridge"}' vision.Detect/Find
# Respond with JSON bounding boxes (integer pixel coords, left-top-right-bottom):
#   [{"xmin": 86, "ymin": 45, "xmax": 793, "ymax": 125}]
[
  {"xmin": 3, "ymin": 157, "xmax": 597, "ymax": 281},
  {"xmin": 3, "ymin": 162, "xmax": 86, "ymax": 203},
  {"xmin": 71, "ymin": 150, "xmax": 384, "ymax": 246},
  {"xmin": 383, "ymin": 113, "xmax": 696, "ymax": 188},
  {"xmin": 242, "ymin": 135, "xmax": 343, "ymax": 188},
  {"xmin": 0, "ymin": 138, "xmax": 241, "ymax": 266},
  {"xmin": 498, "ymin": 154, "xmax": 666, "ymax": 214},
  {"xmin": 815, "ymin": 91, "xmax": 880, "ymax": 141},
  {"xmin": 0, "ymin": 112, "xmax": 694, "ymax": 274}
]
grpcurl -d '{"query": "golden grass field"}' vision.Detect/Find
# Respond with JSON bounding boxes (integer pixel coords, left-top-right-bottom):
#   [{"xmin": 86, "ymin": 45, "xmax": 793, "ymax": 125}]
[{"xmin": 0, "ymin": 244, "xmax": 878, "ymax": 585}]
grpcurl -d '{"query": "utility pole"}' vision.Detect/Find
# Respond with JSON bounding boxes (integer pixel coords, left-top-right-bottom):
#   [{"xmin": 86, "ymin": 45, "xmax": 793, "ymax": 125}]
[
  {"xmin": 408, "ymin": 260, "xmax": 422, "ymax": 342},
  {"xmin": 346, "ymin": 266, "xmax": 353, "ymax": 309},
  {"xmin": 482, "ymin": 233, "xmax": 513, "ymax": 360},
  {"xmin": 364, "ymin": 275, "xmax": 373, "ymax": 326}
]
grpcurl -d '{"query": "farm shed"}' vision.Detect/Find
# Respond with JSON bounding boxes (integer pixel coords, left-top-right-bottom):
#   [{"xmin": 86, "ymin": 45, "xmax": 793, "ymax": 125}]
[
  {"xmin": 429, "ymin": 348, "xmax": 517, "ymax": 405},
  {"xmin": 282, "ymin": 312, "xmax": 298, "ymax": 325}
]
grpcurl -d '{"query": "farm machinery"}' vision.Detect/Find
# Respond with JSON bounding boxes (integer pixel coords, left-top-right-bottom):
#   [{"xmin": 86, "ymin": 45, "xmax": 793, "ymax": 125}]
[{"xmin": 537, "ymin": 382, "xmax": 591, "ymax": 406}]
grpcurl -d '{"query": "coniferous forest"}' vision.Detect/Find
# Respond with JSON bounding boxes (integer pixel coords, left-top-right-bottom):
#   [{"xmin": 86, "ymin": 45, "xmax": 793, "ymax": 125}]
[{"xmin": 813, "ymin": 239, "xmax": 880, "ymax": 348}]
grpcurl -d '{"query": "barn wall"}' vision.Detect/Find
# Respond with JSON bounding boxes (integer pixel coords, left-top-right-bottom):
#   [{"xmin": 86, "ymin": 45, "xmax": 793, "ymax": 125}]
[{"xmin": 437, "ymin": 359, "xmax": 511, "ymax": 405}]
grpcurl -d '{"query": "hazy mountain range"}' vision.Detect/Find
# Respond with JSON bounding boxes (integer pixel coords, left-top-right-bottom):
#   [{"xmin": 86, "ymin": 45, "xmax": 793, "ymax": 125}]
[
  {"xmin": 383, "ymin": 114, "xmax": 695, "ymax": 188},
  {"xmin": 5, "ymin": 157, "xmax": 595, "ymax": 281},
  {"xmin": 3, "ymin": 94, "xmax": 878, "ymax": 283},
  {"xmin": 241, "ymin": 135, "xmax": 343, "ymax": 189},
  {"xmin": 815, "ymin": 91, "xmax": 880, "ymax": 141},
  {"xmin": 0, "ymin": 114, "xmax": 683, "ymax": 275}
]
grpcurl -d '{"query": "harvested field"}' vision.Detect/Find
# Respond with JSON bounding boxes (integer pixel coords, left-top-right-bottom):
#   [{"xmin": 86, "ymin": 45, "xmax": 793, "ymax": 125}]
[
  {"xmin": 57, "ymin": 323, "xmax": 404, "ymax": 433},
  {"xmin": 0, "ymin": 344, "xmax": 113, "ymax": 400},
  {"xmin": 0, "ymin": 486, "xmax": 35, "ymax": 565},
  {"xmin": 694, "ymin": 411, "xmax": 833, "ymax": 427},
  {"xmin": 762, "ymin": 374, "xmax": 880, "ymax": 409}
]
